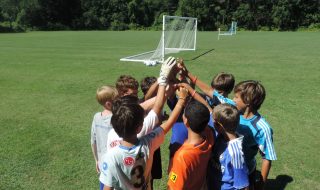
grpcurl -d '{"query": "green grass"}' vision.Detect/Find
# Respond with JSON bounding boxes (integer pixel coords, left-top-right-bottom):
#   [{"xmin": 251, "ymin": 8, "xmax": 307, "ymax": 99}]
[{"xmin": 0, "ymin": 31, "xmax": 319, "ymax": 190}]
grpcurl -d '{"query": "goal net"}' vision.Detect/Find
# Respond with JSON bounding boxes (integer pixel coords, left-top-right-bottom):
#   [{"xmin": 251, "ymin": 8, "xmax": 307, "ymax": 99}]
[{"xmin": 120, "ymin": 15, "xmax": 197, "ymax": 65}]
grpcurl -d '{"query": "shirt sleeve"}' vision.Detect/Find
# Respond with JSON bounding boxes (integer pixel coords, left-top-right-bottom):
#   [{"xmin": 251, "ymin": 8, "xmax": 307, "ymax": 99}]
[
  {"xmin": 212, "ymin": 90, "xmax": 236, "ymax": 106},
  {"xmin": 90, "ymin": 115, "xmax": 96, "ymax": 145},
  {"xmin": 167, "ymin": 152, "xmax": 187, "ymax": 189},
  {"xmin": 228, "ymin": 139, "xmax": 249, "ymax": 189},
  {"xmin": 257, "ymin": 122, "xmax": 277, "ymax": 161},
  {"xmin": 137, "ymin": 109, "xmax": 159, "ymax": 138},
  {"xmin": 144, "ymin": 127, "xmax": 165, "ymax": 153}
]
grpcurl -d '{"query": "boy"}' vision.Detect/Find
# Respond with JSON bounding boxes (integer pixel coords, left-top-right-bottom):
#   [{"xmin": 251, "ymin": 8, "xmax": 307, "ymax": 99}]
[
  {"xmin": 91, "ymin": 85, "xmax": 118, "ymax": 173},
  {"xmin": 208, "ymin": 103, "xmax": 249, "ymax": 190},
  {"xmin": 208, "ymin": 72, "xmax": 235, "ymax": 107},
  {"xmin": 100, "ymin": 57, "xmax": 179, "ymax": 189},
  {"xmin": 168, "ymin": 99, "xmax": 213, "ymax": 190},
  {"xmin": 100, "ymin": 87, "xmax": 188, "ymax": 190},
  {"xmin": 179, "ymin": 62, "xmax": 276, "ymax": 190},
  {"xmin": 233, "ymin": 81, "xmax": 277, "ymax": 190}
]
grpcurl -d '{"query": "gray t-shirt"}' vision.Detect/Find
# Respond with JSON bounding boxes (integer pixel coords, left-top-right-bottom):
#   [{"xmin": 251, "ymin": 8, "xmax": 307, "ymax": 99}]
[{"xmin": 91, "ymin": 112, "xmax": 113, "ymax": 167}]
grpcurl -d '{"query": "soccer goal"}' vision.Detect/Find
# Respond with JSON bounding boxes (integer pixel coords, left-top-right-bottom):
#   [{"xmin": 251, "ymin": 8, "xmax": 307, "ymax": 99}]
[
  {"xmin": 218, "ymin": 21, "xmax": 237, "ymax": 40},
  {"xmin": 120, "ymin": 15, "xmax": 197, "ymax": 65}
]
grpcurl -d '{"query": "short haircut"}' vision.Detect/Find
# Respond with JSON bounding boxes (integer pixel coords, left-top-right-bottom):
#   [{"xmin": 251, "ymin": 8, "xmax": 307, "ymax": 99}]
[
  {"xmin": 234, "ymin": 80, "xmax": 266, "ymax": 111},
  {"xmin": 111, "ymin": 103, "xmax": 144, "ymax": 138},
  {"xmin": 211, "ymin": 72, "xmax": 235, "ymax": 94},
  {"xmin": 140, "ymin": 76, "xmax": 157, "ymax": 95},
  {"xmin": 184, "ymin": 99, "xmax": 210, "ymax": 133},
  {"xmin": 96, "ymin": 85, "xmax": 118, "ymax": 106},
  {"xmin": 116, "ymin": 75, "xmax": 139, "ymax": 97},
  {"xmin": 112, "ymin": 95, "xmax": 139, "ymax": 113},
  {"xmin": 213, "ymin": 104, "xmax": 239, "ymax": 133}
]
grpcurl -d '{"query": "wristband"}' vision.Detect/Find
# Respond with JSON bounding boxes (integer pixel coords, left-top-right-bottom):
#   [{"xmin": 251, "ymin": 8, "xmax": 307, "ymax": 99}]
[{"xmin": 192, "ymin": 76, "xmax": 198, "ymax": 84}]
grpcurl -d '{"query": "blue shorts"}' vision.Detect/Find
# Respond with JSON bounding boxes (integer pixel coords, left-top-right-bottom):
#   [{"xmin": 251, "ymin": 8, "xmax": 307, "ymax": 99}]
[{"xmin": 100, "ymin": 181, "xmax": 104, "ymax": 190}]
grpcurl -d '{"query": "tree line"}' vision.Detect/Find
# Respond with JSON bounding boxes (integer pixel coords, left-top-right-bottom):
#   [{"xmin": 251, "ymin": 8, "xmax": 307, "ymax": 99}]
[{"xmin": 0, "ymin": 0, "xmax": 319, "ymax": 32}]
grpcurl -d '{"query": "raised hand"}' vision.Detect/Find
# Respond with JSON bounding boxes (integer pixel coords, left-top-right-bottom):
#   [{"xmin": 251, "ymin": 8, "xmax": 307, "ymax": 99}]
[
  {"xmin": 176, "ymin": 57, "xmax": 188, "ymax": 77},
  {"xmin": 158, "ymin": 57, "xmax": 177, "ymax": 86},
  {"xmin": 176, "ymin": 86, "xmax": 189, "ymax": 101}
]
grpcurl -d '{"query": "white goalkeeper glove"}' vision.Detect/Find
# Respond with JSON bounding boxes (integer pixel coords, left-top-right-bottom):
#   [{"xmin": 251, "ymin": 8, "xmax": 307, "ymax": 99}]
[{"xmin": 158, "ymin": 57, "xmax": 176, "ymax": 86}]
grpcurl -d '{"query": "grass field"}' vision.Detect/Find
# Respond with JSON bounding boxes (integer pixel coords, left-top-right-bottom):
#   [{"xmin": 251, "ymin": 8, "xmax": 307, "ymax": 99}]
[{"xmin": 0, "ymin": 30, "xmax": 319, "ymax": 190}]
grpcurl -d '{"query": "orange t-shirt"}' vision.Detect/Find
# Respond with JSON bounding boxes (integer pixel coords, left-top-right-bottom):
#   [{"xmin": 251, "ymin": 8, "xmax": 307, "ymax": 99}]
[{"xmin": 167, "ymin": 127, "xmax": 214, "ymax": 190}]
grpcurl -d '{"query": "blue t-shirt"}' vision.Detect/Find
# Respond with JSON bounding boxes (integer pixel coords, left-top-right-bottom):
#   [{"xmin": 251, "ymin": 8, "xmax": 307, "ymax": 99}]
[
  {"xmin": 208, "ymin": 135, "xmax": 249, "ymax": 190},
  {"xmin": 238, "ymin": 114, "xmax": 277, "ymax": 173}
]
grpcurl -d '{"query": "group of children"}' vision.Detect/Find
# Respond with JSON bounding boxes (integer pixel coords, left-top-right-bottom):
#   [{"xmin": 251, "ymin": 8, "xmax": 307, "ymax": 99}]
[{"xmin": 90, "ymin": 57, "xmax": 277, "ymax": 190}]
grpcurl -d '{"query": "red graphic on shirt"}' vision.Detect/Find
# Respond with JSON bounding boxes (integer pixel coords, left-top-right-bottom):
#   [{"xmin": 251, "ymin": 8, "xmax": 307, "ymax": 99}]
[
  {"xmin": 110, "ymin": 140, "xmax": 121, "ymax": 148},
  {"xmin": 123, "ymin": 157, "xmax": 135, "ymax": 166}
]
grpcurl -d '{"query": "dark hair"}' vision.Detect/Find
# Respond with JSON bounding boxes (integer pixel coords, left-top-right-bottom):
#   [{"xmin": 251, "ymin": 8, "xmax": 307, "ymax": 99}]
[
  {"xmin": 213, "ymin": 104, "xmax": 240, "ymax": 133},
  {"xmin": 234, "ymin": 80, "xmax": 266, "ymax": 111},
  {"xmin": 116, "ymin": 75, "xmax": 139, "ymax": 97},
  {"xmin": 211, "ymin": 72, "xmax": 235, "ymax": 94},
  {"xmin": 111, "ymin": 103, "xmax": 144, "ymax": 138},
  {"xmin": 140, "ymin": 76, "xmax": 157, "ymax": 95},
  {"xmin": 184, "ymin": 100, "xmax": 210, "ymax": 133},
  {"xmin": 112, "ymin": 95, "xmax": 139, "ymax": 113}
]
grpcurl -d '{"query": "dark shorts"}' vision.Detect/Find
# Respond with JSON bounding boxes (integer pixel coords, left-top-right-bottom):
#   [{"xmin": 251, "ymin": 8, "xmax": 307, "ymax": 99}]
[
  {"xmin": 249, "ymin": 169, "xmax": 263, "ymax": 190},
  {"xmin": 151, "ymin": 148, "xmax": 162, "ymax": 179}
]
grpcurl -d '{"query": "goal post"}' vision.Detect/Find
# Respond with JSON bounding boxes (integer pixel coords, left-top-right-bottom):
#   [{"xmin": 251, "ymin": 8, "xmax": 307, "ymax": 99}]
[
  {"xmin": 120, "ymin": 15, "xmax": 197, "ymax": 65},
  {"xmin": 218, "ymin": 21, "xmax": 237, "ymax": 40}
]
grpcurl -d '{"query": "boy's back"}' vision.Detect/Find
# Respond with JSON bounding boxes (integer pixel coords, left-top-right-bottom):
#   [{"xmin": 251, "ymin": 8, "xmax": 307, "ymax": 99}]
[
  {"xmin": 168, "ymin": 127, "xmax": 213, "ymax": 190},
  {"xmin": 91, "ymin": 112, "xmax": 113, "ymax": 163},
  {"xmin": 208, "ymin": 135, "xmax": 248, "ymax": 190},
  {"xmin": 100, "ymin": 128, "xmax": 164, "ymax": 190}
]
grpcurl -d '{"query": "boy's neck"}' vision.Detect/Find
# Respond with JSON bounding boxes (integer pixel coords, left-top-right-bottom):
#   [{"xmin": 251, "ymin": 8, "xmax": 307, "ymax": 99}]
[
  {"xmin": 186, "ymin": 128, "xmax": 205, "ymax": 146},
  {"xmin": 224, "ymin": 131, "xmax": 237, "ymax": 141},
  {"xmin": 242, "ymin": 108, "xmax": 256, "ymax": 119},
  {"xmin": 121, "ymin": 137, "xmax": 138, "ymax": 147},
  {"xmin": 101, "ymin": 109, "xmax": 112, "ymax": 116}
]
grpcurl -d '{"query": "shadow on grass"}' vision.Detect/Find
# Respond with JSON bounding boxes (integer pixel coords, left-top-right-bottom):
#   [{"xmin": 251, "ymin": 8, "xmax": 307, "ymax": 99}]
[
  {"xmin": 185, "ymin": 48, "xmax": 215, "ymax": 61},
  {"xmin": 265, "ymin": 174, "xmax": 293, "ymax": 190}
]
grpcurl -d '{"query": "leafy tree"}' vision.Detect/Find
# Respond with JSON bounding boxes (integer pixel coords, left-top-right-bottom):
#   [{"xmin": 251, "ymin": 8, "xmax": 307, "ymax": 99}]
[
  {"xmin": 177, "ymin": 0, "xmax": 215, "ymax": 30},
  {"xmin": 0, "ymin": 0, "xmax": 20, "ymax": 29}
]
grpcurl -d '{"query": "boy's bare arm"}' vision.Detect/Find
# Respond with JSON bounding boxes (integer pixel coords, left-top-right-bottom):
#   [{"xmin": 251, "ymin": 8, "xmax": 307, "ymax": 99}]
[
  {"xmin": 91, "ymin": 143, "xmax": 100, "ymax": 173},
  {"xmin": 161, "ymin": 87, "xmax": 188, "ymax": 134},
  {"xmin": 177, "ymin": 83, "xmax": 212, "ymax": 112},
  {"xmin": 260, "ymin": 159, "xmax": 272, "ymax": 189},
  {"xmin": 103, "ymin": 186, "xmax": 113, "ymax": 190},
  {"xmin": 152, "ymin": 56, "xmax": 177, "ymax": 117},
  {"xmin": 177, "ymin": 59, "xmax": 214, "ymax": 98},
  {"xmin": 187, "ymin": 71, "xmax": 214, "ymax": 98},
  {"xmin": 144, "ymin": 82, "xmax": 159, "ymax": 101},
  {"xmin": 139, "ymin": 96, "xmax": 156, "ymax": 111},
  {"xmin": 152, "ymin": 84, "xmax": 166, "ymax": 117}
]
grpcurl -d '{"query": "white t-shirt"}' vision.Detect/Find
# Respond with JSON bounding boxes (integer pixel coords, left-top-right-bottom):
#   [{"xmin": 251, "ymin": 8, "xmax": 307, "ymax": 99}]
[
  {"xmin": 90, "ymin": 112, "xmax": 113, "ymax": 167},
  {"xmin": 99, "ymin": 127, "xmax": 164, "ymax": 190},
  {"xmin": 106, "ymin": 109, "xmax": 159, "ymax": 151}
]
